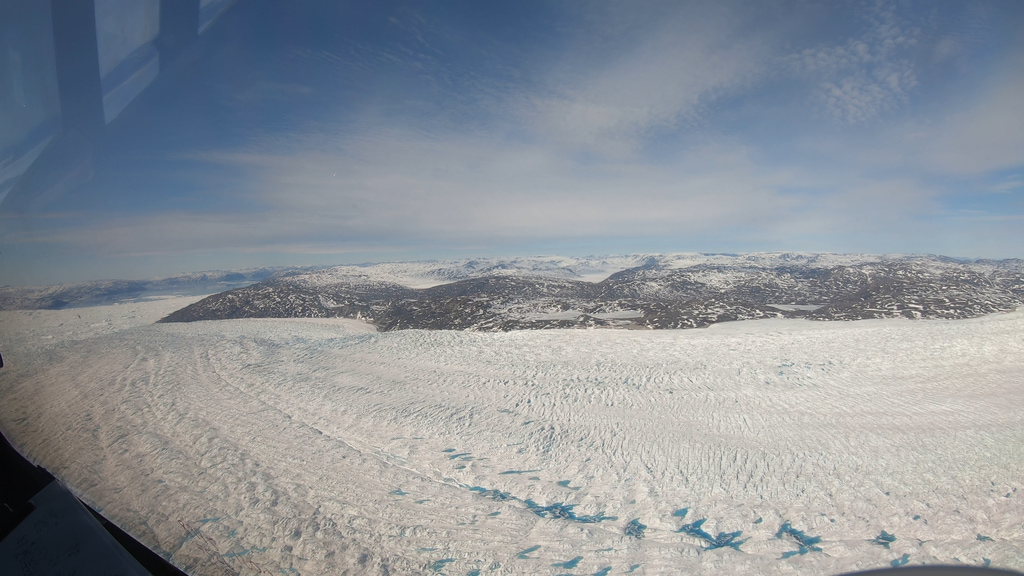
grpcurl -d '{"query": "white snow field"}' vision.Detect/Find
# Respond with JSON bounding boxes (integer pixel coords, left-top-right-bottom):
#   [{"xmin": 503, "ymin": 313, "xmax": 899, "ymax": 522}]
[{"xmin": 1, "ymin": 297, "xmax": 1022, "ymax": 576}]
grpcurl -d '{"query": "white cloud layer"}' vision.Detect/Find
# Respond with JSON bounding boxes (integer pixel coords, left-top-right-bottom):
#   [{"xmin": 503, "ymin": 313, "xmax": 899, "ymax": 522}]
[
  {"xmin": 793, "ymin": 3, "xmax": 920, "ymax": 123},
  {"xmin": 2, "ymin": 0, "xmax": 1023, "ymax": 284}
]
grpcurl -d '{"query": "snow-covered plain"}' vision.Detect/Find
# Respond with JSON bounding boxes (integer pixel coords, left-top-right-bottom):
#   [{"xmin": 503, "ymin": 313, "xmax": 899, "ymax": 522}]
[{"xmin": 1, "ymin": 296, "xmax": 1022, "ymax": 575}]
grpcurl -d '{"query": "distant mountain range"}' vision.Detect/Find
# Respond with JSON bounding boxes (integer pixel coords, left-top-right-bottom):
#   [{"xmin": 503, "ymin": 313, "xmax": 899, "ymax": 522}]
[
  {"xmin": 0, "ymin": 267, "xmax": 308, "ymax": 311},
  {"xmin": 156, "ymin": 254, "xmax": 1024, "ymax": 330}
]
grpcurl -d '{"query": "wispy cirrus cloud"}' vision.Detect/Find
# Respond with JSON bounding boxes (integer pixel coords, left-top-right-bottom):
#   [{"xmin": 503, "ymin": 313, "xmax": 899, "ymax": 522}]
[
  {"xmin": 3, "ymin": 0, "xmax": 1023, "ymax": 285},
  {"xmin": 787, "ymin": 2, "xmax": 919, "ymax": 123},
  {"xmin": 514, "ymin": 1, "xmax": 782, "ymax": 156},
  {"xmin": 992, "ymin": 176, "xmax": 1023, "ymax": 193}
]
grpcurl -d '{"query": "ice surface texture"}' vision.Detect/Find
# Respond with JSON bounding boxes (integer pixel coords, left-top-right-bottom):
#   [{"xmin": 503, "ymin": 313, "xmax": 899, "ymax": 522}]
[{"xmin": 1, "ymin": 297, "xmax": 1023, "ymax": 574}]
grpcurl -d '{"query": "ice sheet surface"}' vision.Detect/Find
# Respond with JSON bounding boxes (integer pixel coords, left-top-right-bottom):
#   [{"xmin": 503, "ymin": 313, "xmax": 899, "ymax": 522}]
[{"xmin": 1, "ymin": 298, "xmax": 1022, "ymax": 575}]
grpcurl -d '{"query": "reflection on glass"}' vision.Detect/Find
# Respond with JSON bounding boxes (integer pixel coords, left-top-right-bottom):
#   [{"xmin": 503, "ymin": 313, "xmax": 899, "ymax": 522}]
[{"xmin": 1, "ymin": 1, "xmax": 1022, "ymax": 575}]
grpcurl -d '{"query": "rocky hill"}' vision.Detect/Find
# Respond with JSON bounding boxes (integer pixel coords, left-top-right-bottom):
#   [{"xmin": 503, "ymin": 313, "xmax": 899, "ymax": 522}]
[{"xmin": 157, "ymin": 254, "xmax": 1024, "ymax": 331}]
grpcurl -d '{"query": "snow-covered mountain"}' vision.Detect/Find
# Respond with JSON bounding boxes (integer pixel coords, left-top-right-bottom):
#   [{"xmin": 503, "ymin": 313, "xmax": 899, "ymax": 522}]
[{"xmin": 160, "ymin": 254, "xmax": 1024, "ymax": 330}]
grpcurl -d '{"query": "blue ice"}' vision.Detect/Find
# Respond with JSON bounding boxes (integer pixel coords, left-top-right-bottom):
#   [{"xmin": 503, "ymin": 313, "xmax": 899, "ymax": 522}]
[
  {"xmin": 469, "ymin": 486, "xmax": 513, "ymax": 501},
  {"xmin": 872, "ymin": 530, "xmax": 897, "ymax": 549},
  {"xmin": 678, "ymin": 518, "xmax": 746, "ymax": 551},
  {"xmin": 552, "ymin": 556, "xmax": 583, "ymax": 569},
  {"xmin": 891, "ymin": 554, "xmax": 910, "ymax": 567},
  {"xmin": 776, "ymin": 521, "xmax": 822, "ymax": 557},
  {"xmin": 517, "ymin": 545, "xmax": 541, "ymax": 559},
  {"xmin": 430, "ymin": 558, "xmax": 455, "ymax": 571},
  {"xmin": 625, "ymin": 518, "xmax": 647, "ymax": 539},
  {"xmin": 524, "ymin": 500, "xmax": 616, "ymax": 523}
]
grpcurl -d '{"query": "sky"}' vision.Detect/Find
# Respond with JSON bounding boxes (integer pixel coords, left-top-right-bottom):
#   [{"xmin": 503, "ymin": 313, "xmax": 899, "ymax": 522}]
[{"xmin": 2, "ymin": 0, "xmax": 1023, "ymax": 285}]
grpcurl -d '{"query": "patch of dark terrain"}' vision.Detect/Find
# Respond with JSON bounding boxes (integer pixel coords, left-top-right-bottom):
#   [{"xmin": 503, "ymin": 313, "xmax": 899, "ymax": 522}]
[
  {"xmin": 156, "ymin": 256, "xmax": 1024, "ymax": 330},
  {"xmin": 159, "ymin": 276, "xmax": 412, "ymax": 323},
  {"xmin": 803, "ymin": 262, "xmax": 1022, "ymax": 320}
]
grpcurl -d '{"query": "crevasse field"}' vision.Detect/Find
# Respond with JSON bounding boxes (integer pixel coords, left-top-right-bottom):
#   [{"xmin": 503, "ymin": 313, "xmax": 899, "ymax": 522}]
[{"xmin": 0, "ymin": 296, "xmax": 1022, "ymax": 576}]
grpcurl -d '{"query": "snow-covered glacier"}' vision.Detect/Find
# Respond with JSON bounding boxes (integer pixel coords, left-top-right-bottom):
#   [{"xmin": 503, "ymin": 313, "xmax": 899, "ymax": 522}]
[{"xmin": 0, "ymin": 295, "xmax": 1022, "ymax": 575}]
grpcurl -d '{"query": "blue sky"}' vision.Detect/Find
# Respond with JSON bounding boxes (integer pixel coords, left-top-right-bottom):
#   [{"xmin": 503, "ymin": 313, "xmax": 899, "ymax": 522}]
[{"xmin": 3, "ymin": 0, "xmax": 1023, "ymax": 285}]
